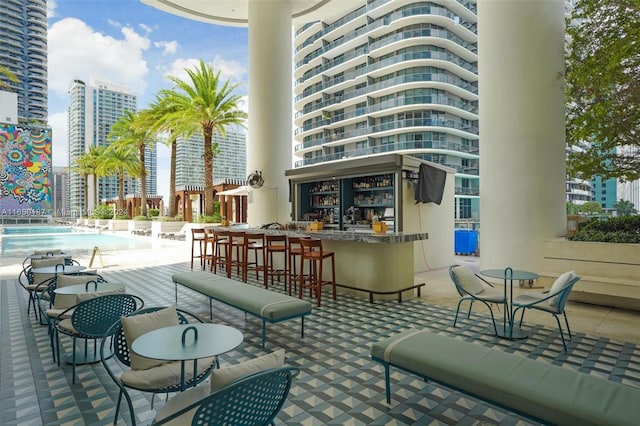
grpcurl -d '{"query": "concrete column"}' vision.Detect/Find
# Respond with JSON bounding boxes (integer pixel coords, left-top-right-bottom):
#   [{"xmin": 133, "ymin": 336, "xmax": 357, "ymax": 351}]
[
  {"xmin": 478, "ymin": 0, "xmax": 566, "ymax": 271},
  {"xmin": 247, "ymin": 0, "xmax": 293, "ymax": 226}
]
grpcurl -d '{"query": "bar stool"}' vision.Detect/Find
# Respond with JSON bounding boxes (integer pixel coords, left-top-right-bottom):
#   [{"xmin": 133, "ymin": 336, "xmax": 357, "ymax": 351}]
[
  {"xmin": 299, "ymin": 238, "xmax": 336, "ymax": 307},
  {"xmin": 244, "ymin": 232, "xmax": 266, "ymax": 284},
  {"xmin": 213, "ymin": 229, "xmax": 230, "ymax": 276},
  {"xmin": 203, "ymin": 228, "xmax": 215, "ymax": 269},
  {"xmin": 265, "ymin": 234, "xmax": 288, "ymax": 292},
  {"xmin": 228, "ymin": 231, "xmax": 248, "ymax": 279},
  {"xmin": 287, "ymin": 236, "xmax": 310, "ymax": 295},
  {"xmin": 190, "ymin": 228, "xmax": 207, "ymax": 269}
]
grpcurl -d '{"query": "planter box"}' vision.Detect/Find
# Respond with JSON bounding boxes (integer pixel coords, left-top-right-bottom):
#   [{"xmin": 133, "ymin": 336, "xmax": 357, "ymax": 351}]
[
  {"xmin": 151, "ymin": 221, "xmax": 187, "ymax": 239},
  {"xmin": 108, "ymin": 219, "xmax": 129, "ymax": 231},
  {"xmin": 128, "ymin": 220, "xmax": 152, "ymax": 233},
  {"xmin": 542, "ymin": 239, "xmax": 640, "ymax": 311}
]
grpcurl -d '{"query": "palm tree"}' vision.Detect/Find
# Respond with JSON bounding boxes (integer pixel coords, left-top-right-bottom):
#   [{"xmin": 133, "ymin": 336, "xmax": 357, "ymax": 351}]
[
  {"xmin": 163, "ymin": 59, "xmax": 247, "ymax": 216},
  {"xmin": 68, "ymin": 154, "xmax": 93, "ymax": 216},
  {"xmin": 109, "ymin": 110, "xmax": 152, "ymax": 216},
  {"xmin": 68, "ymin": 146, "xmax": 106, "ymax": 216},
  {"xmin": 0, "ymin": 65, "xmax": 19, "ymax": 91},
  {"xmin": 137, "ymin": 93, "xmax": 197, "ymax": 217},
  {"xmin": 97, "ymin": 144, "xmax": 141, "ymax": 212},
  {"xmin": 614, "ymin": 199, "xmax": 636, "ymax": 217}
]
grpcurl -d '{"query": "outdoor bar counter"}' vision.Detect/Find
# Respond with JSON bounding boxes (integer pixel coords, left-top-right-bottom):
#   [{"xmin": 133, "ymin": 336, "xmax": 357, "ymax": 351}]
[{"xmin": 219, "ymin": 225, "xmax": 429, "ymax": 301}]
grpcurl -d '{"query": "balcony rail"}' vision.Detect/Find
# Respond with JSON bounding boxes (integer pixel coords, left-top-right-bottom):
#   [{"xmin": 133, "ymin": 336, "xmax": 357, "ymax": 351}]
[
  {"xmin": 297, "ymin": 112, "xmax": 478, "ymax": 139},
  {"xmin": 370, "ymin": 26, "xmax": 477, "ymax": 54},
  {"xmin": 295, "ymin": 143, "xmax": 480, "ymax": 173},
  {"xmin": 297, "ymin": 50, "xmax": 477, "ymax": 102},
  {"xmin": 297, "ymin": 71, "xmax": 477, "ymax": 116}
]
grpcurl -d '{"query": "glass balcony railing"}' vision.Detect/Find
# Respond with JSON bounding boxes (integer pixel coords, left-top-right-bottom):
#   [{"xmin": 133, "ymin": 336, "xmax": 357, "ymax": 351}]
[
  {"xmin": 295, "ymin": 143, "xmax": 480, "ymax": 172},
  {"xmin": 296, "ymin": 1, "xmax": 476, "ymax": 68}
]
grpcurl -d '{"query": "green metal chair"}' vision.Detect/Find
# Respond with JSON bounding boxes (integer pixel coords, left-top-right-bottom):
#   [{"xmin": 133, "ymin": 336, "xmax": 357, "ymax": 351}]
[
  {"xmin": 18, "ymin": 255, "xmax": 77, "ymax": 322},
  {"xmin": 53, "ymin": 294, "xmax": 144, "ymax": 383},
  {"xmin": 511, "ymin": 273, "xmax": 581, "ymax": 351},
  {"xmin": 449, "ymin": 264, "xmax": 506, "ymax": 336},
  {"xmin": 101, "ymin": 307, "xmax": 215, "ymax": 426},
  {"xmin": 37, "ymin": 272, "xmax": 107, "ymax": 362},
  {"xmin": 153, "ymin": 367, "xmax": 299, "ymax": 426}
]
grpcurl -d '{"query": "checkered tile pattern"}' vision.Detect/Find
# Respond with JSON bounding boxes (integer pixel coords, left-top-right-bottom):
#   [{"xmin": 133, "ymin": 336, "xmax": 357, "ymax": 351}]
[{"xmin": 1, "ymin": 260, "xmax": 639, "ymax": 425}]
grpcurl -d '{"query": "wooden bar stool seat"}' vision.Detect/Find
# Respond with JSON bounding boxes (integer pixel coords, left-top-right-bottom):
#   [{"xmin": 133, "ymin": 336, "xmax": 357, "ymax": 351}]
[
  {"xmin": 228, "ymin": 231, "xmax": 248, "ymax": 279},
  {"xmin": 265, "ymin": 234, "xmax": 288, "ymax": 292},
  {"xmin": 287, "ymin": 236, "xmax": 310, "ymax": 295},
  {"xmin": 204, "ymin": 228, "xmax": 215, "ymax": 270},
  {"xmin": 213, "ymin": 229, "xmax": 231, "ymax": 276},
  {"xmin": 244, "ymin": 232, "xmax": 266, "ymax": 284},
  {"xmin": 190, "ymin": 228, "xmax": 207, "ymax": 269},
  {"xmin": 299, "ymin": 238, "xmax": 336, "ymax": 307}
]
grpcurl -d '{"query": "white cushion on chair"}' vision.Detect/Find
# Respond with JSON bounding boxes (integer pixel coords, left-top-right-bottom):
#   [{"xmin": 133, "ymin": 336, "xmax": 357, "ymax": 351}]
[
  {"xmin": 153, "ymin": 349, "xmax": 286, "ymax": 425},
  {"xmin": 548, "ymin": 271, "xmax": 577, "ymax": 308},
  {"xmin": 210, "ymin": 348, "xmax": 285, "ymax": 392},
  {"xmin": 121, "ymin": 306, "xmax": 179, "ymax": 370},
  {"xmin": 452, "ymin": 265, "xmax": 484, "ymax": 295},
  {"xmin": 54, "ymin": 273, "xmax": 99, "ymax": 309},
  {"xmin": 120, "ymin": 358, "xmax": 214, "ymax": 389}
]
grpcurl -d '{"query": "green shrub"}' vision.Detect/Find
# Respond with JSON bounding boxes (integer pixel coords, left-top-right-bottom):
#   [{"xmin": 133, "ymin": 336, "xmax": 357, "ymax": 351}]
[
  {"xmin": 158, "ymin": 215, "xmax": 184, "ymax": 222},
  {"xmin": 133, "ymin": 215, "xmax": 152, "ymax": 221},
  {"xmin": 568, "ymin": 216, "xmax": 640, "ymax": 243},
  {"xmin": 90, "ymin": 204, "xmax": 114, "ymax": 219},
  {"xmin": 196, "ymin": 214, "xmax": 222, "ymax": 223},
  {"xmin": 115, "ymin": 214, "xmax": 131, "ymax": 220},
  {"xmin": 149, "ymin": 208, "xmax": 160, "ymax": 217}
]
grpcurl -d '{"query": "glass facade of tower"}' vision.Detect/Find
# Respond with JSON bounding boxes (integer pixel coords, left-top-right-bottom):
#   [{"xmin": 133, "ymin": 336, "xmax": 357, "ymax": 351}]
[
  {"xmin": 68, "ymin": 80, "xmax": 155, "ymax": 215},
  {"xmin": 0, "ymin": 0, "xmax": 48, "ymax": 122},
  {"xmin": 293, "ymin": 0, "xmax": 479, "ymax": 225},
  {"xmin": 175, "ymin": 130, "xmax": 247, "ymax": 188}
]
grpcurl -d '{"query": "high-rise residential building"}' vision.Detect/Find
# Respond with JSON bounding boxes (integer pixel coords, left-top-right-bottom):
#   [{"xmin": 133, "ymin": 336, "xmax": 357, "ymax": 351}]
[
  {"xmin": 52, "ymin": 166, "xmax": 69, "ymax": 216},
  {"xmin": 67, "ymin": 79, "xmax": 155, "ymax": 215},
  {"xmin": 175, "ymin": 130, "xmax": 247, "ymax": 188},
  {"xmin": 293, "ymin": 0, "xmax": 479, "ymax": 226},
  {"xmin": 0, "ymin": 0, "xmax": 48, "ymax": 123}
]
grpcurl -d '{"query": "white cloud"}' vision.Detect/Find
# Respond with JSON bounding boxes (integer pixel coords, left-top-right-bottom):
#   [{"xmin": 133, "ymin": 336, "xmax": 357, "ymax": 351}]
[
  {"xmin": 139, "ymin": 23, "xmax": 153, "ymax": 35},
  {"xmin": 47, "ymin": 0, "xmax": 57, "ymax": 18},
  {"xmin": 48, "ymin": 18, "xmax": 151, "ymax": 99},
  {"xmin": 154, "ymin": 40, "xmax": 179, "ymax": 55},
  {"xmin": 163, "ymin": 56, "xmax": 247, "ymax": 84},
  {"xmin": 49, "ymin": 111, "xmax": 69, "ymax": 167}
]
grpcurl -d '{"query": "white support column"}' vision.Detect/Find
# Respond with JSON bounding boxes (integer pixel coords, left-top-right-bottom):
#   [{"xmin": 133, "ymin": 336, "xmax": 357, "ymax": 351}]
[
  {"xmin": 247, "ymin": 0, "xmax": 293, "ymax": 226},
  {"xmin": 478, "ymin": 0, "xmax": 566, "ymax": 271}
]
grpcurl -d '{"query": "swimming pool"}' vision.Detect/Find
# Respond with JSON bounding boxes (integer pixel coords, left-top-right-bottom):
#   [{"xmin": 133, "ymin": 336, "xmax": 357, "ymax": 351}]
[
  {"xmin": 0, "ymin": 228, "xmax": 155, "ymax": 257},
  {"xmin": 1, "ymin": 225, "xmax": 73, "ymax": 235}
]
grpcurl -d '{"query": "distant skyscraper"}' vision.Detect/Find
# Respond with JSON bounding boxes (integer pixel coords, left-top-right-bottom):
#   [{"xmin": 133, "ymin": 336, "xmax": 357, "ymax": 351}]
[
  {"xmin": 67, "ymin": 80, "xmax": 155, "ymax": 215},
  {"xmin": 0, "ymin": 0, "xmax": 48, "ymax": 123},
  {"xmin": 175, "ymin": 130, "xmax": 247, "ymax": 188},
  {"xmin": 293, "ymin": 0, "xmax": 479, "ymax": 225},
  {"xmin": 52, "ymin": 166, "xmax": 69, "ymax": 216}
]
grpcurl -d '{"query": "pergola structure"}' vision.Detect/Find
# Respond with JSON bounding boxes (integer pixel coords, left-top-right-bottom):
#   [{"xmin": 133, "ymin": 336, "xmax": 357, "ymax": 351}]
[
  {"xmin": 175, "ymin": 182, "xmax": 247, "ymax": 223},
  {"xmin": 141, "ymin": 0, "xmax": 567, "ymax": 273}
]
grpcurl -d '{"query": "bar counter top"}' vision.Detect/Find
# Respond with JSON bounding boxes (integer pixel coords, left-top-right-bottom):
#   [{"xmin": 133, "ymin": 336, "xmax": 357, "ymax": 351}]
[
  {"xmin": 215, "ymin": 225, "xmax": 428, "ymax": 244},
  {"xmin": 209, "ymin": 224, "xmax": 428, "ymax": 301}
]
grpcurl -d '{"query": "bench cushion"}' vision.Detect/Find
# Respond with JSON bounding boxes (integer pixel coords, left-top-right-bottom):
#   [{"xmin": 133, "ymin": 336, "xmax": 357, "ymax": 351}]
[
  {"xmin": 172, "ymin": 271, "xmax": 312, "ymax": 322},
  {"xmin": 371, "ymin": 329, "xmax": 640, "ymax": 426}
]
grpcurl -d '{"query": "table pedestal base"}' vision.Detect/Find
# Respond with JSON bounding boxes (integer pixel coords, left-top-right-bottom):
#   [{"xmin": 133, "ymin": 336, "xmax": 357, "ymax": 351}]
[{"xmin": 495, "ymin": 325, "xmax": 527, "ymax": 340}]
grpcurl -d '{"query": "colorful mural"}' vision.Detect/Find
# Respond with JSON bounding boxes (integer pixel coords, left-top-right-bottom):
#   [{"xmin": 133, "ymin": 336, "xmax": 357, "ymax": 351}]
[{"xmin": 0, "ymin": 124, "xmax": 53, "ymax": 216}]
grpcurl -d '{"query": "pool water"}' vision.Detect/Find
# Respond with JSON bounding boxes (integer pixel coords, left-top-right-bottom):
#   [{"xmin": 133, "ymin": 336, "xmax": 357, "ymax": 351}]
[
  {"xmin": 0, "ymin": 228, "xmax": 154, "ymax": 257},
  {"xmin": 1, "ymin": 226, "xmax": 73, "ymax": 235}
]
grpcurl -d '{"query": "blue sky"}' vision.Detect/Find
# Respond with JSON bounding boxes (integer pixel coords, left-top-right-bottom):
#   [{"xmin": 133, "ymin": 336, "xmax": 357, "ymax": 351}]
[{"xmin": 47, "ymin": 0, "xmax": 249, "ymax": 199}]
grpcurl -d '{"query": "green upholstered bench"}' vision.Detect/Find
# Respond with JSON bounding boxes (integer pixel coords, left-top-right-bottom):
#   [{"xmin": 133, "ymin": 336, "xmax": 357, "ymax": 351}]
[
  {"xmin": 172, "ymin": 271, "xmax": 313, "ymax": 347},
  {"xmin": 371, "ymin": 329, "xmax": 640, "ymax": 426}
]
